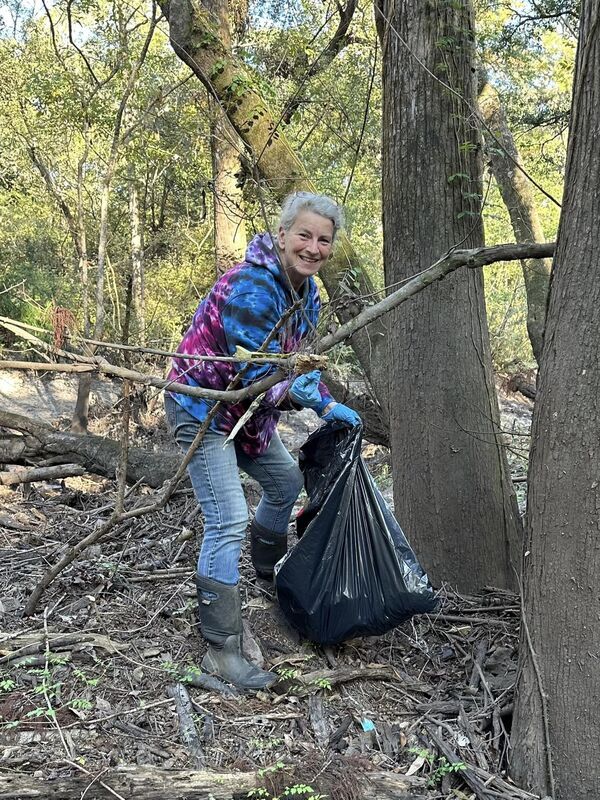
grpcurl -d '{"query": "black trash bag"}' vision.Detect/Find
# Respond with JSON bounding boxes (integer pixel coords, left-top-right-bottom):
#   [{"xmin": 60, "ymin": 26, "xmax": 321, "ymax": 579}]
[{"xmin": 274, "ymin": 422, "xmax": 438, "ymax": 645}]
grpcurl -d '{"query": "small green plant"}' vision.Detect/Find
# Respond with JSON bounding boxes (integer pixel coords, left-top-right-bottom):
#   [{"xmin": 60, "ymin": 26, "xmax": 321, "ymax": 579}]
[
  {"xmin": 281, "ymin": 785, "xmax": 325, "ymax": 799},
  {"xmin": 428, "ymin": 756, "xmax": 467, "ymax": 786},
  {"xmin": 72, "ymin": 668, "xmax": 100, "ymax": 688},
  {"xmin": 408, "ymin": 747, "xmax": 467, "ymax": 787},
  {"xmin": 276, "ymin": 667, "xmax": 299, "ymax": 681},
  {"xmin": 248, "ymin": 736, "xmax": 283, "ymax": 751},
  {"xmin": 69, "ymin": 698, "xmax": 93, "ymax": 711},
  {"xmin": 248, "ymin": 783, "xmax": 326, "ymax": 800},
  {"xmin": 0, "ymin": 678, "xmax": 16, "ymax": 692},
  {"xmin": 257, "ymin": 761, "xmax": 285, "ymax": 778}
]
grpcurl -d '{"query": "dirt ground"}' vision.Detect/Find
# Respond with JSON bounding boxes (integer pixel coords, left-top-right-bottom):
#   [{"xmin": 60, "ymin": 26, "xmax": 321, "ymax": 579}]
[{"xmin": 0, "ymin": 372, "xmax": 536, "ymax": 800}]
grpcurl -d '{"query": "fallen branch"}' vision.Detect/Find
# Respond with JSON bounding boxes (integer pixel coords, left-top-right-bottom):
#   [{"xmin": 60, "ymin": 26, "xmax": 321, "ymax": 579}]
[
  {"xmin": 423, "ymin": 724, "xmax": 538, "ymax": 800},
  {"xmin": 167, "ymin": 683, "xmax": 205, "ymax": 768},
  {"xmin": 0, "ymin": 632, "xmax": 126, "ymax": 665},
  {"xmin": 317, "ymin": 241, "xmax": 555, "ymax": 353},
  {"xmin": 0, "ymin": 463, "xmax": 86, "ymax": 486},
  {"xmin": 276, "ymin": 663, "xmax": 433, "ymax": 696},
  {"xmin": 1, "ymin": 241, "xmax": 555, "ymax": 406},
  {"xmin": 23, "ymin": 305, "xmax": 300, "ymax": 614}
]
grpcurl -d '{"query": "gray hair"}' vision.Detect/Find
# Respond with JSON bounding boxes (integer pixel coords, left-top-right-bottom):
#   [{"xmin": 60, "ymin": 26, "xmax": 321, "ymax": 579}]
[{"xmin": 279, "ymin": 192, "xmax": 345, "ymax": 240}]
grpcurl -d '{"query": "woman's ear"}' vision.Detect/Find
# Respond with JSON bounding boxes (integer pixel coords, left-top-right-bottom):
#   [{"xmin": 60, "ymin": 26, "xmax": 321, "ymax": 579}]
[{"xmin": 277, "ymin": 225, "xmax": 286, "ymax": 249}]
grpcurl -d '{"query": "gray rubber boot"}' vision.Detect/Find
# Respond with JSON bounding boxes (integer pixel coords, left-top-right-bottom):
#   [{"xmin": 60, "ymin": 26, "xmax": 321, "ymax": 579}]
[
  {"xmin": 249, "ymin": 519, "xmax": 288, "ymax": 581},
  {"xmin": 196, "ymin": 575, "xmax": 277, "ymax": 690}
]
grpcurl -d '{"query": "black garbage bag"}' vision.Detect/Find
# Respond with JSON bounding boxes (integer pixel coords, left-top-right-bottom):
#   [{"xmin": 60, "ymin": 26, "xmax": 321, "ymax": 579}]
[{"xmin": 274, "ymin": 422, "xmax": 438, "ymax": 645}]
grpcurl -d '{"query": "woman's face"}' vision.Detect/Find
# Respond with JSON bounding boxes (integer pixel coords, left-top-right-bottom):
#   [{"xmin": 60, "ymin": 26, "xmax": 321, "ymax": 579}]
[{"xmin": 278, "ymin": 210, "xmax": 334, "ymax": 290}]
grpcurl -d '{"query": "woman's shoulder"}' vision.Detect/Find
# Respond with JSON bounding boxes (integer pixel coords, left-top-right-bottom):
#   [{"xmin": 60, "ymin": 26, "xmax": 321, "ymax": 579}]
[{"xmin": 224, "ymin": 262, "xmax": 283, "ymax": 305}]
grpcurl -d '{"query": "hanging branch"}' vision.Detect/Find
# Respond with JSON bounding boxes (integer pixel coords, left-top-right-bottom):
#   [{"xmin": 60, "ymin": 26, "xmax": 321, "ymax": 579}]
[
  {"xmin": 2, "ymin": 240, "xmax": 555, "ymax": 405},
  {"xmin": 22, "ymin": 301, "xmax": 304, "ymax": 615}
]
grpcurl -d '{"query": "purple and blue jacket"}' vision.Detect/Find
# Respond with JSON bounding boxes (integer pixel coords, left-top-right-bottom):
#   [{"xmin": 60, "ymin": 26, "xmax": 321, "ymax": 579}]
[{"xmin": 168, "ymin": 233, "xmax": 333, "ymax": 456}]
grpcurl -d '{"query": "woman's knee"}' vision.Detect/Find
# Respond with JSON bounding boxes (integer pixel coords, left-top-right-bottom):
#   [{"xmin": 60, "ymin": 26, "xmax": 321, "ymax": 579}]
[{"xmin": 278, "ymin": 463, "xmax": 304, "ymax": 506}]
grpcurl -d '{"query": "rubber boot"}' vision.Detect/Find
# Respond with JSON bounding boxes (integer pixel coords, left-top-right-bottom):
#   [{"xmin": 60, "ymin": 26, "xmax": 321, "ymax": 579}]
[
  {"xmin": 196, "ymin": 575, "xmax": 277, "ymax": 690},
  {"xmin": 249, "ymin": 519, "xmax": 288, "ymax": 581}
]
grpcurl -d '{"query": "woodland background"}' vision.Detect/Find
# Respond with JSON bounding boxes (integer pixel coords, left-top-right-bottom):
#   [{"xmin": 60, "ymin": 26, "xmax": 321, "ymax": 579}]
[{"xmin": 0, "ymin": 1, "xmax": 598, "ymax": 799}]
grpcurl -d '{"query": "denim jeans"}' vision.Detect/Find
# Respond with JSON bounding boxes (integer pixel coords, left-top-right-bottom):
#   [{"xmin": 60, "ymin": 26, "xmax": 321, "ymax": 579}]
[{"xmin": 164, "ymin": 395, "xmax": 303, "ymax": 585}]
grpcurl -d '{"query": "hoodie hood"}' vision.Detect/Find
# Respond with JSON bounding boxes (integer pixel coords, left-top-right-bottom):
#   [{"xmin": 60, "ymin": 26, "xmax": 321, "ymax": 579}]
[{"xmin": 244, "ymin": 232, "xmax": 286, "ymax": 282}]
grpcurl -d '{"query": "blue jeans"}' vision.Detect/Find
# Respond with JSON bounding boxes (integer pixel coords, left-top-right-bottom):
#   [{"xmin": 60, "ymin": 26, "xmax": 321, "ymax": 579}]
[{"xmin": 164, "ymin": 395, "xmax": 303, "ymax": 585}]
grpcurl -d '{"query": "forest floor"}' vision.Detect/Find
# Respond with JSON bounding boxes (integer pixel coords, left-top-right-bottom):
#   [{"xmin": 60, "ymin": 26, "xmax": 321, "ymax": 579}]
[{"xmin": 0, "ymin": 371, "xmax": 536, "ymax": 800}]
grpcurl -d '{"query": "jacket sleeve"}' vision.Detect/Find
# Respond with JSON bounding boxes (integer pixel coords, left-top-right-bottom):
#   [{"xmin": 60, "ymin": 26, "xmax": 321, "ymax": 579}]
[{"xmin": 221, "ymin": 285, "xmax": 297, "ymax": 409}]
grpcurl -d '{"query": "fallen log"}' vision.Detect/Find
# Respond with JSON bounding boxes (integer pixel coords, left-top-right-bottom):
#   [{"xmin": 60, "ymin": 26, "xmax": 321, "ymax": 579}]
[
  {"xmin": 506, "ymin": 373, "xmax": 537, "ymax": 401},
  {"xmin": 0, "ymin": 764, "xmax": 428, "ymax": 799},
  {"xmin": 0, "ymin": 410, "xmax": 183, "ymax": 488}
]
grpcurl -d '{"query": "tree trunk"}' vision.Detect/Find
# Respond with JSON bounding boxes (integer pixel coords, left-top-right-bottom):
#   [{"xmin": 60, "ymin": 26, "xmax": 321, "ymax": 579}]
[
  {"xmin": 0, "ymin": 410, "xmax": 183, "ymax": 488},
  {"xmin": 161, "ymin": 0, "xmax": 389, "ymax": 421},
  {"xmin": 204, "ymin": 0, "xmax": 247, "ymax": 275},
  {"xmin": 510, "ymin": 5, "xmax": 600, "ymax": 797},
  {"xmin": 129, "ymin": 176, "xmax": 146, "ymax": 343},
  {"xmin": 479, "ymin": 78, "xmax": 552, "ymax": 364},
  {"xmin": 379, "ymin": 0, "xmax": 522, "ymax": 592},
  {"xmin": 211, "ymin": 111, "xmax": 247, "ymax": 274}
]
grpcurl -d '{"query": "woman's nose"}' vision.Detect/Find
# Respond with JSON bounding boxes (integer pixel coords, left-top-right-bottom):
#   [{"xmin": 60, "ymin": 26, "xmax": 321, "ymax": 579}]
[{"xmin": 305, "ymin": 238, "xmax": 319, "ymax": 254}]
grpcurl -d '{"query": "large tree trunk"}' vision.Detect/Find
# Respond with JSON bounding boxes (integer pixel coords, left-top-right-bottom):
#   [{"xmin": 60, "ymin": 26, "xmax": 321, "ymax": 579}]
[
  {"xmin": 510, "ymin": 5, "xmax": 600, "ymax": 797},
  {"xmin": 378, "ymin": 0, "xmax": 522, "ymax": 592},
  {"xmin": 161, "ymin": 0, "xmax": 389, "ymax": 422},
  {"xmin": 479, "ymin": 78, "xmax": 552, "ymax": 364}
]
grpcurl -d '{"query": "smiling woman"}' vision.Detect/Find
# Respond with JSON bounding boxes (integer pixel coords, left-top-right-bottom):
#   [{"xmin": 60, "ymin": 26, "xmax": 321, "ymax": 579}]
[
  {"xmin": 278, "ymin": 210, "xmax": 335, "ymax": 289},
  {"xmin": 163, "ymin": 191, "xmax": 361, "ymax": 691}
]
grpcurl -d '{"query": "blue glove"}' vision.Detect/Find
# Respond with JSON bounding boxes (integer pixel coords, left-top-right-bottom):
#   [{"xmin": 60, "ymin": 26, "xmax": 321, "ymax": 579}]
[
  {"xmin": 321, "ymin": 402, "xmax": 361, "ymax": 427},
  {"xmin": 289, "ymin": 370, "xmax": 324, "ymax": 409}
]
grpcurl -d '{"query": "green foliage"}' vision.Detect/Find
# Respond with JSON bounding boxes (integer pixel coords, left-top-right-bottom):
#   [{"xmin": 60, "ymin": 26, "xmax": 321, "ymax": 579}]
[
  {"xmin": 0, "ymin": 655, "xmax": 107, "ymax": 731},
  {"xmin": 408, "ymin": 747, "xmax": 467, "ymax": 787},
  {"xmin": 0, "ymin": 0, "xmax": 573, "ymax": 372}
]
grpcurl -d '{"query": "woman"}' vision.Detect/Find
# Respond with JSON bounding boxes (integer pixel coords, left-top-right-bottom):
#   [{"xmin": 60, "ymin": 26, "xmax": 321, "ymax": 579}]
[{"xmin": 165, "ymin": 192, "xmax": 360, "ymax": 690}]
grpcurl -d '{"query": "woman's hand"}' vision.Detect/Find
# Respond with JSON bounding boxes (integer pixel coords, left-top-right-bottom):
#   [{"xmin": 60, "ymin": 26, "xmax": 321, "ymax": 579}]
[
  {"xmin": 321, "ymin": 402, "xmax": 361, "ymax": 427},
  {"xmin": 289, "ymin": 370, "xmax": 324, "ymax": 409}
]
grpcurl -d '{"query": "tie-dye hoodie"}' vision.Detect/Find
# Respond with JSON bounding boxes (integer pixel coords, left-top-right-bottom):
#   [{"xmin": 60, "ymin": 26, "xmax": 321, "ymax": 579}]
[{"xmin": 168, "ymin": 233, "xmax": 333, "ymax": 456}]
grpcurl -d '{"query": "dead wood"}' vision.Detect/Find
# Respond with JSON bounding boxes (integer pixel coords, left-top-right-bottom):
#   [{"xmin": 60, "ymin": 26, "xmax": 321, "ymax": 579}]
[
  {"xmin": 275, "ymin": 663, "xmax": 433, "ymax": 696},
  {"xmin": 0, "ymin": 632, "xmax": 125, "ymax": 665},
  {"xmin": 0, "ymin": 409, "xmax": 183, "ymax": 488},
  {"xmin": 0, "ymin": 764, "xmax": 429, "ymax": 799},
  {"xmin": 0, "ymin": 463, "xmax": 86, "ymax": 486},
  {"xmin": 167, "ymin": 682, "xmax": 205, "ymax": 768},
  {"xmin": 424, "ymin": 724, "xmax": 497, "ymax": 800},
  {"xmin": 506, "ymin": 373, "xmax": 537, "ymax": 400}
]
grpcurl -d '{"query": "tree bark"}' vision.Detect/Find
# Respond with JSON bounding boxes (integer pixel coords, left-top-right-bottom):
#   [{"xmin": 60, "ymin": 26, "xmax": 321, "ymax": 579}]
[
  {"xmin": 0, "ymin": 410, "xmax": 183, "ymax": 488},
  {"xmin": 129, "ymin": 176, "xmax": 146, "ymax": 343},
  {"xmin": 0, "ymin": 764, "xmax": 426, "ymax": 799},
  {"xmin": 211, "ymin": 111, "xmax": 247, "ymax": 273},
  {"xmin": 0, "ymin": 463, "xmax": 86, "ymax": 486},
  {"xmin": 379, "ymin": 0, "xmax": 522, "ymax": 592},
  {"xmin": 204, "ymin": 0, "xmax": 247, "ymax": 275},
  {"xmin": 161, "ymin": 0, "xmax": 389, "ymax": 421},
  {"xmin": 479, "ymin": 78, "xmax": 552, "ymax": 364},
  {"xmin": 510, "ymin": 4, "xmax": 600, "ymax": 797}
]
